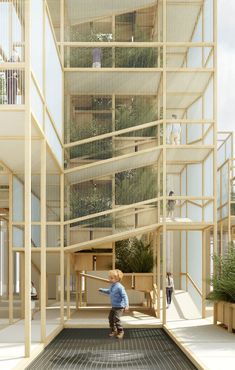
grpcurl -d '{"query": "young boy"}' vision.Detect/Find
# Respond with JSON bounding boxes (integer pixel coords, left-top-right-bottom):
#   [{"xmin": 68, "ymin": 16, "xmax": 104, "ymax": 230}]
[{"xmin": 99, "ymin": 269, "xmax": 129, "ymax": 339}]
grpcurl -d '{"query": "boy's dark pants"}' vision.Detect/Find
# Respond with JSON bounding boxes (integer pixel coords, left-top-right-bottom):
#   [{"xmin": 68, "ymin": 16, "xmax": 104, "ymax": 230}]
[{"xmin": 109, "ymin": 308, "xmax": 124, "ymax": 332}]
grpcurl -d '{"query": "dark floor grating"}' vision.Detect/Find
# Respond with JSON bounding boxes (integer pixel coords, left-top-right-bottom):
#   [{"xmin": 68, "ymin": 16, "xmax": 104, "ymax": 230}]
[{"xmin": 26, "ymin": 328, "xmax": 197, "ymax": 370}]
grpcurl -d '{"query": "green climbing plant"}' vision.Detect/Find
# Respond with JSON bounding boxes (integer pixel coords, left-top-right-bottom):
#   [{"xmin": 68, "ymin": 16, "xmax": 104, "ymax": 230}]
[
  {"xmin": 115, "ymin": 97, "xmax": 158, "ymax": 136},
  {"xmin": 69, "ymin": 118, "xmax": 113, "ymax": 160},
  {"xmin": 115, "ymin": 166, "xmax": 157, "ymax": 205},
  {"xmin": 207, "ymin": 243, "xmax": 235, "ymax": 303},
  {"xmin": 70, "ymin": 183, "xmax": 112, "ymax": 226}
]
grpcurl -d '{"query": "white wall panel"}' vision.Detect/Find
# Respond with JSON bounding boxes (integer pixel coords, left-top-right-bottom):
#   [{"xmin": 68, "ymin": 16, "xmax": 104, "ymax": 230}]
[
  {"xmin": 187, "ymin": 98, "xmax": 202, "ymax": 120},
  {"xmin": 204, "ymin": 202, "xmax": 213, "ymax": 222},
  {"xmin": 45, "ymin": 15, "xmax": 63, "ymax": 139},
  {"xmin": 32, "ymin": 193, "xmax": 40, "ymax": 222},
  {"xmin": 204, "ymin": 154, "xmax": 213, "ymax": 197},
  {"xmin": 181, "ymin": 231, "xmax": 186, "ymax": 290},
  {"xmin": 30, "ymin": 0, "xmax": 43, "ymax": 89},
  {"xmin": 13, "ymin": 177, "xmax": 23, "ymax": 222},
  {"xmin": 31, "ymin": 79, "xmax": 43, "ymax": 127},
  {"xmin": 188, "ymin": 203, "xmax": 202, "ymax": 221},
  {"xmin": 187, "ymin": 164, "xmax": 202, "ymax": 196},
  {"xmin": 188, "ymin": 231, "xmax": 202, "ymax": 312},
  {"xmin": 204, "ymin": 79, "xmax": 213, "ymax": 119},
  {"xmin": 204, "ymin": 0, "xmax": 213, "ymax": 42},
  {"xmin": 45, "ymin": 113, "xmax": 63, "ymax": 166}
]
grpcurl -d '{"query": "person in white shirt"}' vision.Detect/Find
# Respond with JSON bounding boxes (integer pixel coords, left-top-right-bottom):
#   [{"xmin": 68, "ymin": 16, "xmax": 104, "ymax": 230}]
[
  {"xmin": 166, "ymin": 272, "xmax": 174, "ymax": 308},
  {"xmin": 31, "ymin": 282, "xmax": 38, "ymax": 319},
  {"xmin": 170, "ymin": 114, "xmax": 181, "ymax": 145},
  {"xmin": 166, "ymin": 123, "xmax": 172, "ymax": 144}
]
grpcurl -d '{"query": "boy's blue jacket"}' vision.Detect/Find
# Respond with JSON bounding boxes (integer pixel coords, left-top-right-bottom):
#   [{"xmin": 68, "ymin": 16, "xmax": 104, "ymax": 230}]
[{"xmin": 99, "ymin": 282, "xmax": 129, "ymax": 308}]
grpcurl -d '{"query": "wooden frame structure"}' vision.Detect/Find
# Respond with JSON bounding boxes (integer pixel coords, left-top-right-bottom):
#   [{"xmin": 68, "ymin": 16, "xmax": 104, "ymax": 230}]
[{"xmin": 0, "ymin": 0, "xmax": 219, "ymax": 360}]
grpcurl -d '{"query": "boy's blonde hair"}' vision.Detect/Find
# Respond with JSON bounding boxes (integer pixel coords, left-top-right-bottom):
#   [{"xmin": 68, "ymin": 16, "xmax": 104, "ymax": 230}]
[{"xmin": 109, "ymin": 269, "xmax": 123, "ymax": 281}]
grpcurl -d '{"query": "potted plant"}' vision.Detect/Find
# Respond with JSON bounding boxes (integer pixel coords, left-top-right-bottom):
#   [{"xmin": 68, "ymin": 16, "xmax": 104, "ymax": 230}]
[
  {"xmin": 207, "ymin": 243, "xmax": 235, "ymax": 332},
  {"xmin": 115, "ymin": 236, "xmax": 154, "ymax": 273},
  {"xmin": 115, "ymin": 236, "xmax": 155, "ymax": 293}
]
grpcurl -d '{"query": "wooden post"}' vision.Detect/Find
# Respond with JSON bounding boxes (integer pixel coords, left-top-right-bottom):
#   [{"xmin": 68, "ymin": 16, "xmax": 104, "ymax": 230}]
[
  {"xmin": 40, "ymin": 139, "xmax": 46, "ymax": 342},
  {"xmin": 112, "ymin": 242, "xmax": 115, "ymax": 269},
  {"xmin": 79, "ymin": 272, "xmax": 82, "ymax": 307},
  {"xmin": 162, "ymin": 0, "xmax": 167, "ymax": 325},
  {"xmin": 75, "ymin": 272, "xmax": 79, "ymax": 310},
  {"xmin": 228, "ymin": 305, "xmax": 233, "ymax": 333},
  {"xmin": 213, "ymin": 0, "xmax": 217, "ymax": 256},
  {"xmin": 157, "ymin": 230, "xmax": 161, "ymax": 318},
  {"xmin": 60, "ymin": 173, "xmax": 64, "ymax": 325},
  {"xmin": 8, "ymin": 173, "xmax": 13, "ymax": 324},
  {"xmin": 20, "ymin": 252, "xmax": 25, "ymax": 319},
  {"xmin": 66, "ymin": 253, "xmax": 71, "ymax": 319},
  {"xmin": 153, "ymin": 230, "xmax": 157, "ymax": 304},
  {"xmin": 202, "ymin": 230, "xmax": 206, "ymax": 318},
  {"xmin": 24, "ymin": 0, "xmax": 32, "ymax": 356},
  {"xmin": 213, "ymin": 302, "xmax": 217, "ymax": 325}
]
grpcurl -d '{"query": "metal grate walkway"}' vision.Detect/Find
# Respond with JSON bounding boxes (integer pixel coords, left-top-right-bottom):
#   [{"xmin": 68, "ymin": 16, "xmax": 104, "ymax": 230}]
[{"xmin": 26, "ymin": 328, "xmax": 197, "ymax": 370}]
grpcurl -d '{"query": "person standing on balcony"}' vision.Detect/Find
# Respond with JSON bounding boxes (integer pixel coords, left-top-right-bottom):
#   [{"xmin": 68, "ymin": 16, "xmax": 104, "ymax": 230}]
[
  {"xmin": 99, "ymin": 269, "xmax": 129, "ymax": 339},
  {"xmin": 171, "ymin": 114, "xmax": 181, "ymax": 145},
  {"xmin": 31, "ymin": 281, "xmax": 38, "ymax": 320},
  {"xmin": 167, "ymin": 190, "xmax": 176, "ymax": 218},
  {"xmin": 166, "ymin": 122, "xmax": 172, "ymax": 144},
  {"xmin": 92, "ymin": 47, "xmax": 102, "ymax": 68},
  {"xmin": 5, "ymin": 50, "xmax": 19, "ymax": 104},
  {"xmin": 166, "ymin": 272, "xmax": 174, "ymax": 308}
]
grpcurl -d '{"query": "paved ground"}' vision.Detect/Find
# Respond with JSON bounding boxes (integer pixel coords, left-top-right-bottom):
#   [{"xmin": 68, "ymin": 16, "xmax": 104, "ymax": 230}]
[{"xmin": 26, "ymin": 328, "xmax": 197, "ymax": 370}]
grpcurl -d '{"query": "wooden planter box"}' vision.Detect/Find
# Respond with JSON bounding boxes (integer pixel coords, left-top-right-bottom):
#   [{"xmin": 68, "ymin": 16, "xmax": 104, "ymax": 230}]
[{"xmin": 214, "ymin": 301, "xmax": 235, "ymax": 333}]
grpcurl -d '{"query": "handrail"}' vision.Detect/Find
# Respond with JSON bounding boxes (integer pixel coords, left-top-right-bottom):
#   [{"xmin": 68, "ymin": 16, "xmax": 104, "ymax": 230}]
[
  {"xmin": 65, "ymin": 120, "xmax": 161, "ymax": 148},
  {"xmin": 79, "ymin": 272, "xmax": 109, "ymax": 283},
  {"xmin": 187, "ymin": 273, "xmax": 202, "ymax": 297}
]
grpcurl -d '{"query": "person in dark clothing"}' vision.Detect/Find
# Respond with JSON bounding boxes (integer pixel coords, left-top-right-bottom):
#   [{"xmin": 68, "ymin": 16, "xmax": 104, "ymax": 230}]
[
  {"xmin": 5, "ymin": 52, "xmax": 19, "ymax": 104},
  {"xmin": 166, "ymin": 272, "xmax": 174, "ymax": 308},
  {"xmin": 167, "ymin": 190, "xmax": 176, "ymax": 218}
]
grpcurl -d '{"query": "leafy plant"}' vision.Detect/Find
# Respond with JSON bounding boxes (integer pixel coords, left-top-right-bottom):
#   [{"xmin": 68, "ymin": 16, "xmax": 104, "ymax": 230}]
[
  {"xmin": 115, "ymin": 47, "xmax": 158, "ymax": 68},
  {"xmin": 115, "ymin": 167, "xmax": 157, "ymax": 205},
  {"xmin": 70, "ymin": 183, "xmax": 112, "ymax": 220},
  {"xmin": 207, "ymin": 244, "xmax": 235, "ymax": 303},
  {"xmin": 70, "ymin": 138, "xmax": 112, "ymax": 161},
  {"xmin": 115, "ymin": 236, "xmax": 154, "ymax": 273},
  {"xmin": 115, "ymin": 97, "xmax": 158, "ymax": 136},
  {"xmin": 69, "ymin": 118, "xmax": 113, "ymax": 160}
]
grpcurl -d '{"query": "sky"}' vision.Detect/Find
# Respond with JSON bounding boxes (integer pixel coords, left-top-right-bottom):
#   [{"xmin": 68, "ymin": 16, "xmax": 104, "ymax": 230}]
[{"xmin": 218, "ymin": 0, "xmax": 235, "ymax": 132}]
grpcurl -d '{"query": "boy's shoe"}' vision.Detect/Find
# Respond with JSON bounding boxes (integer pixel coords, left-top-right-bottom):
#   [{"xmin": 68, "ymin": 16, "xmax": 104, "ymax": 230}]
[
  {"xmin": 109, "ymin": 330, "xmax": 117, "ymax": 337},
  {"xmin": 116, "ymin": 331, "xmax": 124, "ymax": 339}
]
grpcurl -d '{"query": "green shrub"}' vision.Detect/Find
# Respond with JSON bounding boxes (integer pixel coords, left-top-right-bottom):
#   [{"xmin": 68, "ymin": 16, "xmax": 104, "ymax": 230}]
[
  {"xmin": 115, "ymin": 97, "xmax": 158, "ymax": 136},
  {"xmin": 207, "ymin": 244, "xmax": 235, "ymax": 303},
  {"xmin": 115, "ymin": 167, "xmax": 157, "ymax": 205},
  {"xmin": 115, "ymin": 237, "xmax": 154, "ymax": 273}
]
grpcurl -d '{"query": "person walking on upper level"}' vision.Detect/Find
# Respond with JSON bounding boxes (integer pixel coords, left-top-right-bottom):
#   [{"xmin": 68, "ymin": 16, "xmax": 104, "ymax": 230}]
[
  {"xmin": 99, "ymin": 269, "xmax": 129, "ymax": 339},
  {"xmin": 171, "ymin": 114, "xmax": 181, "ymax": 145}
]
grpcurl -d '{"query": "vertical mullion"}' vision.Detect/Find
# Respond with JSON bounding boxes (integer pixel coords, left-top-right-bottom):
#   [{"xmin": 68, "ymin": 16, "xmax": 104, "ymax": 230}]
[
  {"xmin": 8, "ymin": 173, "xmax": 13, "ymax": 324},
  {"xmin": 40, "ymin": 139, "xmax": 46, "ymax": 342},
  {"xmin": 162, "ymin": 0, "xmax": 167, "ymax": 325}
]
